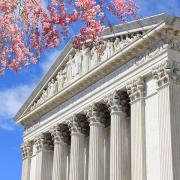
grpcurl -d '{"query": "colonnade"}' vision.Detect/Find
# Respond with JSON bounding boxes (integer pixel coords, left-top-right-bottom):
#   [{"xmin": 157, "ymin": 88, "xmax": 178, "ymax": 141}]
[
  {"xmin": 21, "ymin": 90, "xmax": 132, "ymax": 180},
  {"xmin": 21, "ymin": 60, "xmax": 180, "ymax": 180}
]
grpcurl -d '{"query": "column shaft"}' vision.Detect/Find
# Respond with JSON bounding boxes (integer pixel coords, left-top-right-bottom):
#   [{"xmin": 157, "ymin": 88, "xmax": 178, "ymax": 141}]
[
  {"xmin": 21, "ymin": 155, "xmax": 31, "ymax": 180},
  {"xmin": 131, "ymin": 99, "xmax": 146, "ymax": 180},
  {"xmin": 69, "ymin": 133, "xmax": 85, "ymax": 180},
  {"xmin": 88, "ymin": 122, "xmax": 104, "ymax": 180},
  {"xmin": 106, "ymin": 91, "xmax": 130, "ymax": 180},
  {"xmin": 51, "ymin": 125, "xmax": 70, "ymax": 180},
  {"xmin": 127, "ymin": 78, "xmax": 146, "ymax": 180},
  {"xmin": 158, "ymin": 84, "xmax": 180, "ymax": 180},
  {"xmin": 35, "ymin": 134, "xmax": 53, "ymax": 180},
  {"xmin": 153, "ymin": 60, "xmax": 180, "ymax": 180},
  {"xmin": 35, "ymin": 148, "xmax": 53, "ymax": 180},
  {"xmin": 52, "ymin": 142, "xmax": 69, "ymax": 180},
  {"xmin": 110, "ymin": 111, "xmax": 130, "ymax": 180}
]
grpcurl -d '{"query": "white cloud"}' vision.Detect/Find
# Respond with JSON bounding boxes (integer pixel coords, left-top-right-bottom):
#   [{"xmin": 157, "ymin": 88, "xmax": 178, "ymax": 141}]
[
  {"xmin": 0, "ymin": 49, "xmax": 61, "ymax": 131},
  {"xmin": 0, "ymin": 84, "xmax": 35, "ymax": 130}
]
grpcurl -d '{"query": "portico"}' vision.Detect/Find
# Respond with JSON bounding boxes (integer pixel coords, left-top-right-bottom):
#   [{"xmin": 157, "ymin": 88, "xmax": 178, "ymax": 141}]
[{"xmin": 15, "ymin": 13, "xmax": 180, "ymax": 180}]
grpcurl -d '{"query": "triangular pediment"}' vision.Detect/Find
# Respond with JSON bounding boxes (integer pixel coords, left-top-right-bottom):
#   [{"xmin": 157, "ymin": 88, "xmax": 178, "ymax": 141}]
[{"xmin": 14, "ymin": 13, "xmax": 179, "ymax": 123}]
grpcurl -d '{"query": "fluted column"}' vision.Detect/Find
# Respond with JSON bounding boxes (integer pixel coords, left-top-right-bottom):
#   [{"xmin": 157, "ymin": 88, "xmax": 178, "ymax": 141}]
[
  {"xmin": 35, "ymin": 133, "xmax": 54, "ymax": 180},
  {"xmin": 105, "ymin": 91, "xmax": 130, "ymax": 180},
  {"xmin": 153, "ymin": 61, "xmax": 180, "ymax": 180},
  {"xmin": 126, "ymin": 77, "xmax": 146, "ymax": 180},
  {"xmin": 21, "ymin": 142, "xmax": 32, "ymax": 180},
  {"xmin": 68, "ymin": 114, "xmax": 89, "ymax": 180},
  {"xmin": 51, "ymin": 124, "xmax": 70, "ymax": 180},
  {"xmin": 86, "ymin": 104, "xmax": 107, "ymax": 180}
]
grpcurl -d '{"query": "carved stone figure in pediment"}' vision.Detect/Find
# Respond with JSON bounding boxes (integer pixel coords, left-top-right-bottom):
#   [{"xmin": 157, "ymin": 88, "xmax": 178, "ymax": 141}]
[
  {"xmin": 62, "ymin": 67, "xmax": 68, "ymax": 85},
  {"xmin": 56, "ymin": 70, "xmax": 65, "ymax": 91},
  {"xmin": 107, "ymin": 39, "xmax": 114, "ymax": 58},
  {"xmin": 119, "ymin": 39, "xmax": 126, "ymax": 49},
  {"xmin": 81, "ymin": 45, "xmax": 90, "ymax": 74},
  {"xmin": 54, "ymin": 80, "xmax": 58, "ymax": 93},
  {"xmin": 66, "ymin": 58, "xmax": 72, "ymax": 82},
  {"xmin": 124, "ymin": 36, "xmax": 132, "ymax": 46},
  {"xmin": 37, "ymin": 96, "xmax": 43, "ymax": 105},
  {"xmin": 42, "ymin": 90, "xmax": 48, "ymax": 101},
  {"xmin": 101, "ymin": 42, "xmax": 108, "ymax": 61},
  {"xmin": 74, "ymin": 49, "xmax": 83, "ymax": 77},
  {"xmin": 30, "ymin": 102, "xmax": 36, "ymax": 110},
  {"xmin": 47, "ymin": 79, "xmax": 57, "ymax": 98},
  {"xmin": 114, "ymin": 37, "xmax": 121, "ymax": 52},
  {"xmin": 132, "ymin": 33, "xmax": 141, "ymax": 41},
  {"xmin": 90, "ymin": 47, "xmax": 100, "ymax": 67}
]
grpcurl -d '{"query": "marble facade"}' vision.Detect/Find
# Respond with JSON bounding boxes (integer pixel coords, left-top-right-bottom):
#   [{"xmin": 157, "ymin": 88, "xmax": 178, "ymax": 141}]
[{"xmin": 14, "ymin": 14, "xmax": 180, "ymax": 180}]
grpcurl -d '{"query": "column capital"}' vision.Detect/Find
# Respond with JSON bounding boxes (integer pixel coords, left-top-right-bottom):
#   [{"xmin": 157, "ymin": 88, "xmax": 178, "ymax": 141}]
[
  {"xmin": 152, "ymin": 60, "xmax": 180, "ymax": 88},
  {"xmin": 34, "ymin": 133, "xmax": 53, "ymax": 152},
  {"xmin": 21, "ymin": 141, "xmax": 33, "ymax": 159},
  {"xmin": 104, "ymin": 91, "xmax": 129, "ymax": 115},
  {"xmin": 50, "ymin": 124, "xmax": 70, "ymax": 145},
  {"xmin": 84, "ymin": 103, "xmax": 110, "ymax": 127},
  {"xmin": 68, "ymin": 114, "xmax": 89, "ymax": 135},
  {"xmin": 126, "ymin": 77, "xmax": 145, "ymax": 102}
]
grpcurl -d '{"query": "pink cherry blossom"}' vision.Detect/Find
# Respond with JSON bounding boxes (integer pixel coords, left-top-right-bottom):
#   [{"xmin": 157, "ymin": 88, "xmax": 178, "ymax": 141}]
[{"xmin": 0, "ymin": 0, "xmax": 138, "ymax": 75}]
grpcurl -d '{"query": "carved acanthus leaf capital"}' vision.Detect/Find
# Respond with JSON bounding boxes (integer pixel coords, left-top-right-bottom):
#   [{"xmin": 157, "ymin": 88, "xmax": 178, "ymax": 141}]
[
  {"xmin": 126, "ymin": 77, "xmax": 145, "ymax": 102},
  {"xmin": 50, "ymin": 124, "xmax": 70, "ymax": 145},
  {"xmin": 104, "ymin": 91, "xmax": 130, "ymax": 115},
  {"xmin": 34, "ymin": 133, "xmax": 53, "ymax": 152},
  {"xmin": 21, "ymin": 142, "xmax": 33, "ymax": 159},
  {"xmin": 68, "ymin": 114, "xmax": 89, "ymax": 135},
  {"xmin": 84, "ymin": 104, "xmax": 109, "ymax": 126},
  {"xmin": 152, "ymin": 61, "xmax": 180, "ymax": 87}
]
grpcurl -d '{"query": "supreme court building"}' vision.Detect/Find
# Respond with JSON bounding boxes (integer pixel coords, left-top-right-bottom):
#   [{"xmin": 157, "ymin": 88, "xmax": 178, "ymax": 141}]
[{"xmin": 14, "ymin": 13, "xmax": 180, "ymax": 180}]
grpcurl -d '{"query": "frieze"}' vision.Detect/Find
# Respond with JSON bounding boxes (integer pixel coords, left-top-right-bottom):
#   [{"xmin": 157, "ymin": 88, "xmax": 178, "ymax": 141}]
[{"xmin": 134, "ymin": 39, "xmax": 167, "ymax": 66}]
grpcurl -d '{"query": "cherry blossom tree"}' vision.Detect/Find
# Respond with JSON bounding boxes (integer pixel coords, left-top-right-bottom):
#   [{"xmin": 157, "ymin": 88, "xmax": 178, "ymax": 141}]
[{"xmin": 0, "ymin": 0, "xmax": 138, "ymax": 75}]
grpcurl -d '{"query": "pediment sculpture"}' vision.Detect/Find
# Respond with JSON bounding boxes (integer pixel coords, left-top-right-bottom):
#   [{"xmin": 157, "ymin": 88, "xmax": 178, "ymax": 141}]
[{"xmin": 29, "ymin": 32, "xmax": 143, "ymax": 111}]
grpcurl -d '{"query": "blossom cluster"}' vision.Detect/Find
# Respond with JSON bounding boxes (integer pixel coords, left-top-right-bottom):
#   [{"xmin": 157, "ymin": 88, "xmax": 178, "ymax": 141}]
[{"xmin": 0, "ymin": 0, "xmax": 138, "ymax": 75}]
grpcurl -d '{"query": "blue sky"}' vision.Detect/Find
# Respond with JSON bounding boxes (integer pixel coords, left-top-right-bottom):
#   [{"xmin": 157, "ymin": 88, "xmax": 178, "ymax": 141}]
[{"xmin": 0, "ymin": 0, "xmax": 180, "ymax": 179}]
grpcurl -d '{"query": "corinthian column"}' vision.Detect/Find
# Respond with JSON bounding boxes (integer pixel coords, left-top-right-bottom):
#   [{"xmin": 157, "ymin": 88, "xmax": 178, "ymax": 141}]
[
  {"xmin": 68, "ymin": 114, "xmax": 89, "ymax": 180},
  {"xmin": 21, "ymin": 142, "xmax": 32, "ymax": 180},
  {"xmin": 85, "ymin": 104, "xmax": 108, "ymax": 180},
  {"xmin": 105, "ymin": 91, "xmax": 130, "ymax": 180},
  {"xmin": 153, "ymin": 61, "xmax": 180, "ymax": 180},
  {"xmin": 51, "ymin": 124, "xmax": 70, "ymax": 180},
  {"xmin": 126, "ymin": 77, "xmax": 146, "ymax": 180},
  {"xmin": 35, "ymin": 133, "xmax": 54, "ymax": 180}
]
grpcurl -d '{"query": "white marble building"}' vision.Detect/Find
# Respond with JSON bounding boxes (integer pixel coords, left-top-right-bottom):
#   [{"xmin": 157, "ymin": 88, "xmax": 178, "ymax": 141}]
[{"xmin": 14, "ymin": 13, "xmax": 180, "ymax": 180}]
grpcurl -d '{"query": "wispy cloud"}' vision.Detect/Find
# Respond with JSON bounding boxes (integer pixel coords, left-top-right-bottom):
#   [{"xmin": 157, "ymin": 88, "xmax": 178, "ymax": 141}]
[
  {"xmin": 0, "ymin": 49, "xmax": 61, "ymax": 131},
  {"xmin": 0, "ymin": 84, "xmax": 35, "ymax": 130}
]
